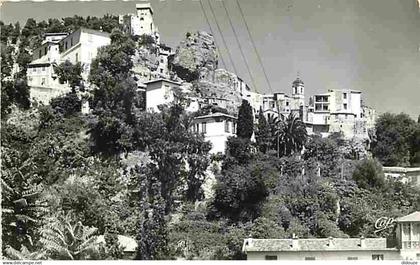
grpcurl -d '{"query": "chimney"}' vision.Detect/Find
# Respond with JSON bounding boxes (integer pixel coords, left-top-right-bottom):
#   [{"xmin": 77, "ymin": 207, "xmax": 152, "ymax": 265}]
[
  {"xmin": 291, "ymin": 234, "xmax": 299, "ymax": 249},
  {"xmin": 360, "ymin": 236, "xmax": 365, "ymax": 248}
]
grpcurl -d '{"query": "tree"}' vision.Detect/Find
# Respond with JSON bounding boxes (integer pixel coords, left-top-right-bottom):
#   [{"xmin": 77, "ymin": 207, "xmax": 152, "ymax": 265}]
[
  {"xmin": 210, "ymin": 159, "xmax": 270, "ymax": 222},
  {"xmin": 272, "ymin": 113, "xmax": 307, "ymax": 157},
  {"xmin": 50, "ymin": 92, "xmax": 82, "ymax": 117},
  {"xmin": 304, "ymin": 135, "xmax": 342, "ymax": 178},
  {"xmin": 236, "ymin": 100, "xmax": 254, "ymax": 139},
  {"xmin": 88, "ymin": 29, "xmax": 139, "ymax": 155},
  {"xmin": 40, "ymin": 213, "xmax": 100, "ymax": 260},
  {"xmin": 371, "ymin": 113, "xmax": 417, "ymax": 166},
  {"xmin": 352, "ymin": 158, "xmax": 385, "ymax": 190},
  {"xmin": 54, "ymin": 60, "xmax": 84, "ymax": 91},
  {"xmin": 255, "ymin": 109, "xmax": 272, "ymax": 153}
]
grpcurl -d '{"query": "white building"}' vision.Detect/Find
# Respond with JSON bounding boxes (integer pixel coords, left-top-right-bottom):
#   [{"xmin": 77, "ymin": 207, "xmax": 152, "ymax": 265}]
[
  {"xmin": 59, "ymin": 28, "xmax": 111, "ymax": 80},
  {"xmin": 383, "ymin": 167, "xmax": 420, "ymax": 187},
  {"xmin": 144, "ymin": 78, "xmax": 182, "ymax": 112},
  {"xmin": 28, "ymin": 28, "xmax": 111, "ymax": 104},
  {"xmin": 243, "ymin": 211, "xmax": 420, "ymax": 261},
  {"xmin": 191, "ymin": 112, "xmax": 237, "ymax": 154},
  {"xmin": 119, "ymin": 3, "xmax": 160, "ymax": 44},
  {"xmin": 27, "ymin": 32, "xmax": 70, "ymax": 104}
]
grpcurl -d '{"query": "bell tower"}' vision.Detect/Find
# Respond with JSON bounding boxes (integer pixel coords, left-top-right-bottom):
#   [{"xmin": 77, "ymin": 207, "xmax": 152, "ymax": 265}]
[{"xmin": 291, "ymin": 75, "xmax": 305, "ymax": 109}]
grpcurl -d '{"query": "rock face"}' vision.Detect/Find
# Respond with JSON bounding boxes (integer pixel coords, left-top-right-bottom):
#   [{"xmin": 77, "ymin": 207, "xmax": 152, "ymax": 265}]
[
  {"xmin": 169, "ymin": 31, "xmax": 218, "ymax": 82},
  {"xmin": 194, "ymin": 69, "xmax": 243, "ymax": 115}
]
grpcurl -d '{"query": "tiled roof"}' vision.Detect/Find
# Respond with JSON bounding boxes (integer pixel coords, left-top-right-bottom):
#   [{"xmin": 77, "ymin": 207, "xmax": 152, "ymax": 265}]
[
  {"xmin": 243, "ymin": 238, "xmax": 395, "ymax": 252},
  {"xmin": 396, "ymin": 211, "xmax": 420, "ymax": 222},
  {"xmin": 194, "ymin": 112, "xmax": 237, "ymax": 120},
  {"xmin": 143, "ymin": 78, "xmax": 181, "ymax": 86}
]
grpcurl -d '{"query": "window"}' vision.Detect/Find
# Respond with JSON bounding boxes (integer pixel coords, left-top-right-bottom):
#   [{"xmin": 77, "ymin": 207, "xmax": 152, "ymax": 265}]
[
  {"xmin": 202, "ymin": 122, "xmax": 207, "ymax": 134},
  {"xmin": 343, "ymin": 93, "xmax": 347, "ymax": 99},
  {"xmin": 160, "ymin": 69, "xmax": 163, "ymax": 73},
  {"xmin": 140, "ymin": 17, "xmax": 144, "ymax": 21},
  {"xmin": 347, "ymin": 257, "xmax": 358, "ymax": 260},
  {"xmin": 323, "ymin": 105, "xmax": 328, "ymax": 111},
  {"xmin": 286, "ymin": 101, "xmax": 289, "ymax": 106},
  {"xmin": 160, "ymin": 59, "xmax": 164, "ymax": 63},
  {"xmin": 343, "ymin": 103, "xmax": 348, "ymax": 110},
  {"xmin": 39, "ymin": 50, "xmax": 42, "ymax": 58},
  {"xmin": 225, "ymin": 121, "xmax": 230, "ymax": 133},
  {"xmin": 75, "ymin": 53, "xmax": 78, "ymax": 62},
  {"xmin": 44, "ymin": 47, "xmax": 47, "ymax": 54},
  {"xmin": 195, "ymin": 124, "xmax": 199, "ymax": 133},
  {"xmin": 372, "ymin": 254, "xmax": 384, "ymax": 260},
  {"xmin": 70, "ymin": 37, "xmax": 73, "ymax": 47},
  {"xmin": 305, "ymin": 257, "xmax": 316, "ymax": 260},
  {"xmin": 265, "ymin": 255, "xmax": 277, "ymax": 260},
  {"xmin": 41, "ymin": 78, "xmax": 46, "ymax": 85},
  {"xmin": 65, "ymin": 41, "xmax": 68, "ymax": 50}
]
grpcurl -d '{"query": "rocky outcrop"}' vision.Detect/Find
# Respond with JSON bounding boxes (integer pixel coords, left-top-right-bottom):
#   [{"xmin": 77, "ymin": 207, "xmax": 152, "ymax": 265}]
[{"xmin": 169, "ymin": 31, "xmax": 218, "ymax": 82}]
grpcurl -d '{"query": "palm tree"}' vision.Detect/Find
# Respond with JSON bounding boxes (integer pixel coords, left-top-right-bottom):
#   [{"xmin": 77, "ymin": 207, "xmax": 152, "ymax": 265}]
[
  {"xmin": 40, "ymin": 213, "xmax": 99, "ymax": 260},
  {"xmin": 270, "ymin": 113, "xmax": 307, "ymax": 157}
]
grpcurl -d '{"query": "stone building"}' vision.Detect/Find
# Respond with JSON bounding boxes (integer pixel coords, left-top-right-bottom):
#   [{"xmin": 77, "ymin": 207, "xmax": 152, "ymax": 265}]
[
  {"xmin": 242, "ymin": 211, "xmax": 420, "ymax": 260},
  {"xmin": 119, "ymin": 3, "xmax": 160, "ymax": 44},
  {"xmin": 306, "ymin": 89, "xmax": 375, "ymax": 139}
]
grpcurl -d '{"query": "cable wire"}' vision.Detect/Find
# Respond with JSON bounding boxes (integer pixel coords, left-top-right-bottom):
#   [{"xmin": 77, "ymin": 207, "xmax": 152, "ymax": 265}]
[
  {"xmin": 206, "ymin": 0, "xmax": 239, "ymax": 75},
  {"xmin": 221, "ymin": 0, "xmax": 258, "ymax": 92},
  {"xmin": 198, "ymin": 0, "xmax": 227, "ymax": 69},
  {"xmin": 235, "ymin": 0, "xmax": 274, "ymax": 94}
]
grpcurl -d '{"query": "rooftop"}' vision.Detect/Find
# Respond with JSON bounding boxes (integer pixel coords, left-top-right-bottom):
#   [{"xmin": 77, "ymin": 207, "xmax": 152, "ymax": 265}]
[
  {"xmin": 194, "ymin": 112, "xmax": 237, "ymax": 120},
  {"xmin": 242, "ymin": 237, "xmax": 395, "ymax": 253},
  {"xmin": 396, "ymin": 211, "xmax": 420, "ymax": 223},
  {"xmin": 143, "ymin": 78, "xmax": 182, "ymax": 86},
  {"xmin": 383, "ymin": 167, "xmax": 420, "ymax": 173},
  {"xmin": 97, "ymin": 235, "xmax": 137, "ymax": 252}
]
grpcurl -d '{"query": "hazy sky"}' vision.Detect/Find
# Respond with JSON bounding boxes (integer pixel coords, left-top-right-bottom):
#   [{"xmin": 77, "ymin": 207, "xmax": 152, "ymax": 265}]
[{"xmin": 1, "ymin": 0, "xmax": 419, "ymax": 118}]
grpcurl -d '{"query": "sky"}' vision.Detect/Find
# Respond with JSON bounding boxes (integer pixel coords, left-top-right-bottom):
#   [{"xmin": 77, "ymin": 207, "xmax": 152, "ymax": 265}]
[{"xmin": 1, "ymin": 0, "xmax": 419, "ymax": 118}]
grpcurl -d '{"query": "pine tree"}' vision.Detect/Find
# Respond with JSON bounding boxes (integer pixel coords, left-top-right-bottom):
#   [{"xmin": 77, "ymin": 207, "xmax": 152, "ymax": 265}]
[{"xmin": 236, "ymin": 100, "xmax": 254, "ymax": 140}]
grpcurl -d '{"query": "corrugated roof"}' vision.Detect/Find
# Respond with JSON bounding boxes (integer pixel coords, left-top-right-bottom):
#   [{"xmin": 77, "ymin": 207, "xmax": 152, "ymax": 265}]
[
  {"xmin": 243, "ymin": 238, "xmax": 395, "ymax": 252},
  {"xmin": 396, "ymin": 211, "xmax": 420, "ymax": 222}
]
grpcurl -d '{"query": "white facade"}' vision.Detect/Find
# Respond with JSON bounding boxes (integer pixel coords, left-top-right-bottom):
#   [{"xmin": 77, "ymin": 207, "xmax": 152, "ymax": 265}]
[
  {"xmin": 191, "ymin": 112, "xmax": 237, "ymax": 154},
  {"xmin": 59, "ymin": 28, "xmax": 111, "ymax": 80},
  {"xmin": 144, "ymin": 79, "xmax": 182, "ymax": 112},
  {"xmin": 28, "ymin": 28, "xmax": 111, "ymax": 104}
]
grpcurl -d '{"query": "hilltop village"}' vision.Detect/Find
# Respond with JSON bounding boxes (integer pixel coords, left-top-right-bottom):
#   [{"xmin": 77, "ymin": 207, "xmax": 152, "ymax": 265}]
[
  {"xmin": 25, "ymin": 3, "xmax": 376, "ymax": 154},
  {"xmin": 1, "ymin": 2, "xmax": 420, "ymax": 262}
]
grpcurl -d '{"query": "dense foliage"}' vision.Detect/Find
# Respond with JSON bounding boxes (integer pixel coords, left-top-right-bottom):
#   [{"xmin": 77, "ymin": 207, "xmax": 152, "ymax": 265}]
[{"xmin": 2, "ymin": 14, "xmax": 419, "ymax": 261}]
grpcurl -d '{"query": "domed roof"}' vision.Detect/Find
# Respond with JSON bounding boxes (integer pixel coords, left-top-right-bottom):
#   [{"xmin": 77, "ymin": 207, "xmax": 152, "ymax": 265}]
[{"xmin": 293, "ymin": 77, "xmax": 304, "ymax": 86}]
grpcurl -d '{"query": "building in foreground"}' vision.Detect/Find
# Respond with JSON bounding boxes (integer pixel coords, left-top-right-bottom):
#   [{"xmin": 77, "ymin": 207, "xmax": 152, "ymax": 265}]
[
  {"xmin": 242, "ymin": 211, "xmax": 420, "ymax": 260},
  {"xmin": 383, "ymin": 167, "xmax": 420, "ymax": 188}
]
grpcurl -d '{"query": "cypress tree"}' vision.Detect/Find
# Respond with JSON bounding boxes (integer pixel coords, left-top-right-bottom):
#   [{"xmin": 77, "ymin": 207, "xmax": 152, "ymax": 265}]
[{"xmin": 236, "ymin": 99, "xmax": 254, "ymax": 139}]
